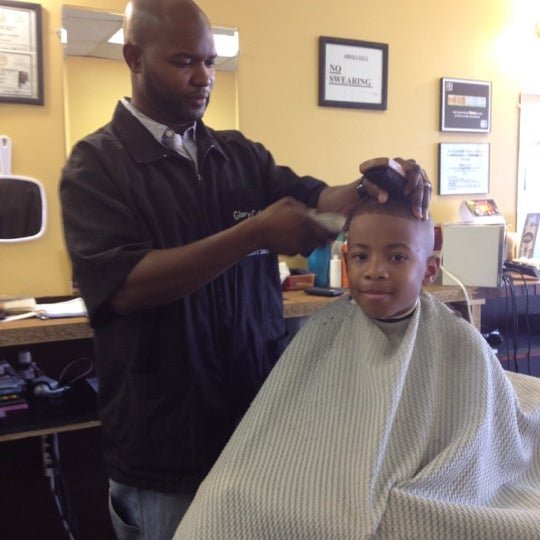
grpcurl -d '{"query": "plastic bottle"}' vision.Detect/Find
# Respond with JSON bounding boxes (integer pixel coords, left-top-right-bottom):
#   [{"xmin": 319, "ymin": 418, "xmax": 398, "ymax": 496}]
[
  {"xmin": 307, "ymin": 245, "xmax": 331, "ymax": 287},
  {"xmin": 329, "ymin": 255, "xmax": 342, "ymax": 288},
  {"xmin": 330, "ymin": 234, "xmax": 345, "ymax": 289},
  {"xmin": 331, "ymin": 234, "xmax": 344, "ymax": 259}
]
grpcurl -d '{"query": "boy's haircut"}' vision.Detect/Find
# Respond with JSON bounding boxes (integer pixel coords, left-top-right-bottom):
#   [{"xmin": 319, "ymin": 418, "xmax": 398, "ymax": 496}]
[{"xmin": 346, "ymin": 199, "xmax": 435, "ymax": 254}]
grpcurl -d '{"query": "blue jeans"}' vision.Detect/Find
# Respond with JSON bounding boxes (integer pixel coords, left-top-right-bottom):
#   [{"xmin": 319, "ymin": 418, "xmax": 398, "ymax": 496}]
[{"xmin": 108, "ymin": 479, "xmax": 195, "ymax": 540}]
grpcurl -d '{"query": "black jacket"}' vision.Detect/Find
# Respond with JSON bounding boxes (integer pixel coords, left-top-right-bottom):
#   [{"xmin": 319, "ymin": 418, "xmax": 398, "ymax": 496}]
[{"xmin": 60, "ymin": 102, "xmax": 327, "ymax": 492}]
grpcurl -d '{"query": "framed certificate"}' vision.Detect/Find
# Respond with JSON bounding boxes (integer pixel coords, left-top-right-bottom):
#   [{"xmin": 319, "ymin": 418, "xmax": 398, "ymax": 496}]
[
  {"xmin": 438, "ymin": 142, "xmax": 490, "ymax": 195},
  {"xmin": 0, "ymin": 1, "xmax": 43, "ymax": 105},
  {"xmin": 319, "ymin": 36, "xmax": 388, "ymax": 110}
]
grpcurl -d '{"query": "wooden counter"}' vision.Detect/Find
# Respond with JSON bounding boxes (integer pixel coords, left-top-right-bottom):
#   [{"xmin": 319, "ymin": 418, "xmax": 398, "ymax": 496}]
[
  {"xmin": 282, "ymin": 289, "xmax": 342, "ymax": 318},
  {"xmin": 283, "ymin": 285, "xmax": 480, "ymax": 313},
  {"xmin": 0, "ymin": 285, "xmax": 485, "ymax": 347},
  {"xmin": 0, "ymin": 296, "xmax": 330, "ymax": 347}
]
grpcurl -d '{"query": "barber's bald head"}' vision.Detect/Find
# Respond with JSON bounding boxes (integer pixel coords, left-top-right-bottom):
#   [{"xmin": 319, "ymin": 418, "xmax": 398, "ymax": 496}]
[
  {"xmin": 122, "ymin": 0, "xmax": 216, "ymax": 129},
  {"xmin": 124, "ymin": 0, "xmax": 211, "ymax": 48}
]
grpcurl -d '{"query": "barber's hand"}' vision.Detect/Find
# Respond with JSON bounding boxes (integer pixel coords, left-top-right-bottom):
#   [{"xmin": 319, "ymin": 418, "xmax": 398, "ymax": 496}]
[
  {"xmin": 394, "ymin": 158, "xmax": 432, "ymax": 220},
  {"xmin": 359, "ymin": 158, "xmax": 432, "ymax": 220},
  {"xmin": 253, "ymin": 197, "xmax": 334, "ymax": 256}
]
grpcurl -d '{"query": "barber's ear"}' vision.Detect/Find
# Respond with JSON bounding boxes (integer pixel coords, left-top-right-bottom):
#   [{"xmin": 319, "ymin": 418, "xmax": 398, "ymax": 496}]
[
  {"xmin": 423, "ymin": 254, "xmax": 440, "ymax": 285},
  {"xmin": 123, "ymin": 43, "xmax": 142, "ymax": 72}
]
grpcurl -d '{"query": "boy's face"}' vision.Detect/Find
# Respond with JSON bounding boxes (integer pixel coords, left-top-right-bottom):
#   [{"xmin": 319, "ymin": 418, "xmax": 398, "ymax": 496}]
[{"xmin": 346, "ymin": 212, "xmax": 440, "ymax": 319}]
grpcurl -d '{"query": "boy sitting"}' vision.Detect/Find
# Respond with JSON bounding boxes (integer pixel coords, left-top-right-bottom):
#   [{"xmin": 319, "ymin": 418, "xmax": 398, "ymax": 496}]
[{"xmin": 175, "ymin": 198, "xmax": 540, "ymax": 539}]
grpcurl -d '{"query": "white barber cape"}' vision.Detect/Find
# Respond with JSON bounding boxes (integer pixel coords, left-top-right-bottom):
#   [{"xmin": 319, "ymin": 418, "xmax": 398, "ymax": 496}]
[{"xmin": 174, "ymin": 292, "xmax": 540, "ymax": 539}]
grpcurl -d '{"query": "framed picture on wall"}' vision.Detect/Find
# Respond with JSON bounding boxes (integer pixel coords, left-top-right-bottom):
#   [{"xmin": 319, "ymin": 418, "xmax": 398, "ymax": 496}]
[
  {"xmin": 319, "ymin": 36, "xmax": 388, "ymax": 110},
  {"xmin": 0, "ymin": 0, "xmax": 44, "ymax": 105},
  {"xmin": 440, "ymin": 78, "xmax": 491, "ymax": 132},
  {"xmin": 438, "ymin": 142, "xmax": 490, "ymax": 195}
]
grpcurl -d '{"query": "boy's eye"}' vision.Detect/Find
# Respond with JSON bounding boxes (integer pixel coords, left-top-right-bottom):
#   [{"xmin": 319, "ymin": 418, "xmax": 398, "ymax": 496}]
[
  {"xmin": 391, "ymin": 253, "xmax": 407, "ymax": 262},
  {"xmin": 351, "ymin": 252, "xmax": 368, "ymax": 262}
]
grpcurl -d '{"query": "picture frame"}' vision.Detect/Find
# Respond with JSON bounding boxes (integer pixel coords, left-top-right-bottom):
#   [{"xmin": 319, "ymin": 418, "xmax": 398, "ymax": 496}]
[
  {"xmin": 319, "ymin": 36, "xmax": 388, "ymax": 110},
  {"xmin": 440, "ymin": 77, "xmax": 491, "ymax": 133},
  {"xmin": 0, "ymin": 0, "xmax": 44, "ymax": 105},
  {"xmin": 438, "ymin": 142, "xmax": 490, "ymax": 195}
]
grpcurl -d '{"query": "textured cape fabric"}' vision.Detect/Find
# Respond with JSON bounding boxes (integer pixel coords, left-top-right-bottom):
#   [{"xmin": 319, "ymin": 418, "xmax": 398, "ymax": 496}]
[{"xmin": 174, "ymin": 292, "xmax": 540, "ymax": 539}]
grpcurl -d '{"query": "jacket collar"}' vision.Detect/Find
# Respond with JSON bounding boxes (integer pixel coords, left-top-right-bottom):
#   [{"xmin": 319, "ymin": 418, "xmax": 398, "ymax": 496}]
[{"xmin": 110, "ymin": 101, "xmax": 229, "ymax": 164}]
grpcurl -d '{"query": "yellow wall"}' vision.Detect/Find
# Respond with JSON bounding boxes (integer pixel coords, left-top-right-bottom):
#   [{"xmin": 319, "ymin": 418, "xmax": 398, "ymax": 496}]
[
  {"xmin": 64, "ymin": 56, "xmax": 237, "ymax": 152},
  {"xmin": 64, "ymin": 56, "xmax": 130, "ymax": 152},
  {"xmin": 1, "ymin": 0, "xmax": 539, "ymax": 298}
]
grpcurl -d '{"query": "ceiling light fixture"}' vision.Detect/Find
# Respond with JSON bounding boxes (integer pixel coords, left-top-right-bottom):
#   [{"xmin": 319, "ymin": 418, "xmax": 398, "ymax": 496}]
[
  {"xmin": 212, "ymin": 27, "xmax": 239, "ymax": 58},
  {"xmin": 108, "ymin": 27, "xmax": 124, "ymax": 45}
]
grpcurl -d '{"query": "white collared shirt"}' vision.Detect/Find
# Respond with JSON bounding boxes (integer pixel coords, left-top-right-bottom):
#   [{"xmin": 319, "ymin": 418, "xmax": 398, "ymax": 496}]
[{"xmin": 121, "ymin": 97, "xmax": 198, "ymax": 167}]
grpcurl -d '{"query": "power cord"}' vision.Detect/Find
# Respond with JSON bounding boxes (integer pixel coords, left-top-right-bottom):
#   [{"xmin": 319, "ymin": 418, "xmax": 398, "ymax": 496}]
[
  {"xmin": 502, "ymin": 273, "xmax": 519, "ymax": 373},
  {"xmin": 501, "ymin": 274, "xmax": 513, "ymax": 371},
  {"xmin": 42, "ymin": 434, "xmax": 78, "ymax": 540},
  {"xmin": 57, "ymin": 357, "xmax": 94, "ymax": 387},
  {"xmin": 439, "ymin": 264, "xmax": 474, "ymax": 323},
  {"xmin": 16, "ymin": 354, "xmax": 94, "ymax": 396},
  {"xmin": 441, "ymin": 265, "xmax": 534, "ymax": 375},
  {"xmin": 522, "ymin": 276, "xmax": 532, "ymax": 375},
  {"xmin": 502, "ymin": 268, "xmax": 532, "ymax": 375}
]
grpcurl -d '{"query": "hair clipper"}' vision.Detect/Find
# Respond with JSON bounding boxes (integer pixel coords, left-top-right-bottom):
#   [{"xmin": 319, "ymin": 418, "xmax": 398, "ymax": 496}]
[{"xmin": 359, "ymin": 158, "xmax": 407, "ymax": 198}]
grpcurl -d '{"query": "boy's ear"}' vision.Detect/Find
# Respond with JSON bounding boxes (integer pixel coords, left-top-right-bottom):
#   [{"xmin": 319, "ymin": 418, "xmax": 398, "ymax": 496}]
[{"xmin": 423, "ymin": 254, "xmax": 441, "ymax": 285}]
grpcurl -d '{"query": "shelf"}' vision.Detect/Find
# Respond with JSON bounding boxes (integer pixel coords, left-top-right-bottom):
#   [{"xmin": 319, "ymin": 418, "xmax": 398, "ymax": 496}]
[{"xmin": 0, "ymin": 317, "xmax": 92, "ymax": 348}]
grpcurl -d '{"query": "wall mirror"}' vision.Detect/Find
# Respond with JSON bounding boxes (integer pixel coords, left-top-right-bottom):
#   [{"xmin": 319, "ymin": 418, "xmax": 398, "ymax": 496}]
[
  {"xmin": 0, "ymin": 136, "xmax": 47, "ymax": 243},
  {"xmin": 516, "ymin": 93, "xmax": 540, "ymax": 243},
  {"xmin": 61, "ymin": 6, "xmax": 240, "ymax": 153}
]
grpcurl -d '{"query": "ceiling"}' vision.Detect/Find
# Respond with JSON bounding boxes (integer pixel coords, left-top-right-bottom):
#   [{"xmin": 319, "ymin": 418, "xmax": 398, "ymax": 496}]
[{"xmin": 62, "ymin": 6, "xmax": 238, "ymax": 72}]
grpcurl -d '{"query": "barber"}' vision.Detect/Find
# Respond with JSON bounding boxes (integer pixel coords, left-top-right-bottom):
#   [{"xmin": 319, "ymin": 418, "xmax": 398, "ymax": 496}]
[{"xmin": 59, "ymin": 1, "xmax": 431, "ymax": 539}]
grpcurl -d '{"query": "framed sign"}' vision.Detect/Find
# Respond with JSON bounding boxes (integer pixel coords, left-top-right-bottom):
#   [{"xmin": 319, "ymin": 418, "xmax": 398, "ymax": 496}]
[
  {"xmin": 0, "ymin": 0, "xmax": 43, "ymax": 105},
  {"xmin": 319, "ymin": 36, "xmax": 388, "ymax": 110},
  {"xmin": 440, "ymin": 78, "xmax": 491, "ymax": 132},
  {"xmin": 438, "ymin": 142, "xmax": 490, "ymax": 195}
]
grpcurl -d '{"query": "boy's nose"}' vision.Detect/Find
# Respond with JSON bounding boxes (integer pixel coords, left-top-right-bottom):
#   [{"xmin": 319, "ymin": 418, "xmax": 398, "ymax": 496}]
[{"xmin": 364, "ymin": 258, "xmax": 388, "ymax": 279}]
